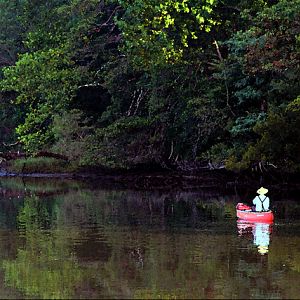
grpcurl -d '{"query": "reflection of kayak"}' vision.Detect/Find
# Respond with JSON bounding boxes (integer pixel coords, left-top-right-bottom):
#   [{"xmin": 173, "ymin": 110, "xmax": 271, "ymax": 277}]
[
  {"xmin": 236, "ymin": 203, "xmax": 274, "ymax": 223},
  {"xmin": 237, "ymin": 219, "xmax": 272, "ymax": 255}
]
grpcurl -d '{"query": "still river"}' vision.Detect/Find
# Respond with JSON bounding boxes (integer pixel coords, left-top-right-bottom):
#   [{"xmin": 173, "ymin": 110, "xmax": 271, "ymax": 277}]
[{"xmin": 0, "ymin": 177, "xmax": 299, "ymax": 299}]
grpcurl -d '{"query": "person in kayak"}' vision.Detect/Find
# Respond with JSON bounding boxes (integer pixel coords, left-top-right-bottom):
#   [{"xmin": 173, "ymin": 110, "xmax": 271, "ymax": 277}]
[{"xmin": 252, "ymin": 187, "xmax": 270, "ymax": 212}]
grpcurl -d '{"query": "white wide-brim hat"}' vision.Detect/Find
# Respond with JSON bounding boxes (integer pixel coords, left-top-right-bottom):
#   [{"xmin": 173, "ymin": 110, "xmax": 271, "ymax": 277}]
[{"xmin": 257, "ymin": 187, "xmax": 268, "ymax": 195}]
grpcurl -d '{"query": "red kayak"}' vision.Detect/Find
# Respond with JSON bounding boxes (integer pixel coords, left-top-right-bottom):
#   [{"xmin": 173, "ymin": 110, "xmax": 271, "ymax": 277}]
[{"xmin": 236, "ymin": 203, "xmax": 274, "ymax": 223}]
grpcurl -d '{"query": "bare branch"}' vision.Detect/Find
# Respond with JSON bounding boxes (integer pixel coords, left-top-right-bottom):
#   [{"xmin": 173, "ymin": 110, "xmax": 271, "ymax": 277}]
[
  {"xmin": 213, "ymin": 40, "xmax": 236, "ymax": 117},
  {"xmin": 127, "ymin": 88, "xmax": 146, "ymax": 116},
  {"xmin": 3, "ymin": 141, "xmax": 21, "ymax": 147},
  {"xmin": 168, "ymin": 140, "xmax": 174, "ymax": 160}
]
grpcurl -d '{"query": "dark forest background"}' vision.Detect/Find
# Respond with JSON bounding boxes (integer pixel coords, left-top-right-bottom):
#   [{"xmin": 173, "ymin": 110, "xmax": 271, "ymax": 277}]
[{"xmin": 0, "ymin": 0, "xmax": 299, "ymax": 174}]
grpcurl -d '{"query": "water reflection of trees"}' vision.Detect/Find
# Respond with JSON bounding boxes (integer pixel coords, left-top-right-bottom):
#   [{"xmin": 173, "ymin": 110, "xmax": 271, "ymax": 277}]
[
  {"xmin": 55, "ymin": 189, "xmax": 236, "ymax": 229},
  {"xmin": 0, "ymin": 188, "xmax": 300, "ymax": 299},
  {"xmin": 2, "ymin": 196, "xmax": 84, "ymax": 299}
]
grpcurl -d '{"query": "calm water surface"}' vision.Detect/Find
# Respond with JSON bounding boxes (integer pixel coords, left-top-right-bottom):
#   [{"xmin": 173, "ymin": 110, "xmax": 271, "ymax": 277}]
[{"xmin": 0, "ymin": 177, "xmax": 299, "ymax": 299}]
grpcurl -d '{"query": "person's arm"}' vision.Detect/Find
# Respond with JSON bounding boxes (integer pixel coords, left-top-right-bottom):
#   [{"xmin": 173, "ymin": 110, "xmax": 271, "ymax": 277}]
[{"xmin": 253, "ymin": 196, "xmax": 258, "ymax": 205}]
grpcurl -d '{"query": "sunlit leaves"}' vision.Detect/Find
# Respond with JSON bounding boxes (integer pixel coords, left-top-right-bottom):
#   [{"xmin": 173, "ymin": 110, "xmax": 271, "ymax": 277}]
[{"xmin": 115, "ymin": 0, "xmax": 218, "ymax": 68}]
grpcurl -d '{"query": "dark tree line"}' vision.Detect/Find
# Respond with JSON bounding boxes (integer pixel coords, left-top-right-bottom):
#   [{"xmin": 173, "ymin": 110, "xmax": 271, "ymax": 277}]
[{"xmin": 0, "ymin": 0, "xmax": 299, "ymax": 173}]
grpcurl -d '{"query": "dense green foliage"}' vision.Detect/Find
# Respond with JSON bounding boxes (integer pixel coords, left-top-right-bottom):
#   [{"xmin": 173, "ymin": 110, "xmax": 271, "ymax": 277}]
[{"xmin": 0, "ymin": 0, "xmax": 299, "ymax": 172}]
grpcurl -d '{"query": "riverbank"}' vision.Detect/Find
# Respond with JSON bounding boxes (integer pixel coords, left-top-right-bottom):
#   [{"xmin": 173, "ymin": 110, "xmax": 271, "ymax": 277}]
[{"xmin": 1, "ymin": 156, "xmax": 299, "ymax": 191}]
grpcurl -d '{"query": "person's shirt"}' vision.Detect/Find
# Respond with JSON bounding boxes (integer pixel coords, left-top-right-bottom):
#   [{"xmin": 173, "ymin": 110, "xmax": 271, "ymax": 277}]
[{"xmin": 253, "ymin": 195, "xmax": 270, "ymax": 212}]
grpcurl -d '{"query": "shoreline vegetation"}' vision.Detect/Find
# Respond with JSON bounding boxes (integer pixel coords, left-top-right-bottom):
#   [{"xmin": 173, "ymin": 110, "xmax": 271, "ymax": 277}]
[
  {"xmin": 0, "ymin": 1, "xmax": 299, "ymax": 179},
  {"xmin": 1, "ymin": 154, "xmax": 299, "ymax": 191}
]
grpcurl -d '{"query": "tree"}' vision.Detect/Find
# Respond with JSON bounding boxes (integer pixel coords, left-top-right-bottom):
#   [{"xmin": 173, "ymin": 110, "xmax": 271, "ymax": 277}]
[
  {"xmin": 0, "ymin": 0, "xmax": 99, "ymax": 152},
  {"xmin": 222, "ymin": 0, "xmax": 300, "ymax": 170}
]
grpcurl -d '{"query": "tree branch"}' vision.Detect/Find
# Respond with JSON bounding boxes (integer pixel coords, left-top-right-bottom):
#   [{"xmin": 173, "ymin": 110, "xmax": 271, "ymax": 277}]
[{"xmin": 213, "ymin": 40, "xmax": 236, "ymax": 116}]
